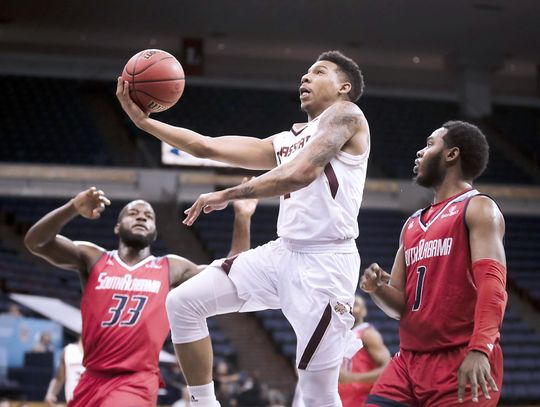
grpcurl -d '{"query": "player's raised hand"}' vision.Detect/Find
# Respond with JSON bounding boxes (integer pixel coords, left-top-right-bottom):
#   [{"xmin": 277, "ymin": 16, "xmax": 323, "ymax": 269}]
[
  {"xmin": 457, "ymin": 350, "xmax": 498, "ymax": 403},
  {"xmin": 360, "ymin": 263, "xmax": 387, "ymax": 293},
  {"xmin": 183, "ymin": 190, "xmax": 229, "ymax": 226},
  {"xmin": 116, "ymin": 77, "xmax": 149, "ymax": 125},
  {"xmin": 72, "ymin": 187, "xmax": 111, "ymax": 220},
  {"xmin": 233, "ymin": 178, "xmax": 259, "ymax": 219}
]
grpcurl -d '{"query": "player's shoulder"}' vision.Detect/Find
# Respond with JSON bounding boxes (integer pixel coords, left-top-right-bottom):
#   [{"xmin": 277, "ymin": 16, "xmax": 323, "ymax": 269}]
[
  {"xmin": 465, "ymin": 194, "xmax": 504, "ymax": 225},
  {"xmin": 327, "ymin": 100, "xmax": 364, "ymax": 117},
  {"xmin": 467, "ymin": 194, "xmax": 502, "ymax": 215},
  {"xmin": 73, "ymin": 240, "xmax": 105, "ymax": 252},
  {"xmin": 165, "ymin": 254, "xmax": 189, "ymax": 262},
  {"xmin": 361, "ymin": 324, "xmax": 384, "ymax": 345},
  {"xmin": 165, "ymin": 254, "xmax": 195, "ymax": 271},
  {"xmin": 73, "ymin": 240, "xmax": 106, "ymax": 265}
]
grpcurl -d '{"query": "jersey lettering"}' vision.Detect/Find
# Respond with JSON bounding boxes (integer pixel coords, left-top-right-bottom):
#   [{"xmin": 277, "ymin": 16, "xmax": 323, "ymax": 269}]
[
  {"xmin": 404, "ymin": 237, "xmax": 452, "ymax": 266},
  {"xmin": 95, "ymin": 272, "xmax": 161, "ymax": 293}
]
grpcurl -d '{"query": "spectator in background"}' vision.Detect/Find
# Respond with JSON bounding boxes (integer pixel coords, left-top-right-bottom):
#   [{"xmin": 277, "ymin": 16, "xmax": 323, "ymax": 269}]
[
  {"xmin": 32, "ymin": 331, "xmax": 55, "ymax": 353},
  {"xmin": 45, "ymin": 337, "xmax": 84, "ymax": 406},
  {"xmin": 161, "ymin": 362, "xmax": 187, "ymax": 404},
  {"xmin": 7, "ymin": 303, "xmax": 22, "ymax": 317},
  {"xmin": 265, "ymin": 388, "xmax": 287, "ymax": 407},
  {"xmin": 215, "ymin": 361, "xmax": 241, "ymax": 407},
  {"xmin": 215, "ymin": 360, "xmax": 241, "ymax": 395}
]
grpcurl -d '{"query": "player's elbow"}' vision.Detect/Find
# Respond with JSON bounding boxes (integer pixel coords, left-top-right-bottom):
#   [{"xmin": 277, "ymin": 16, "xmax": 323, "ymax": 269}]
[
  {"xmin": 24, "ymin": 231, "xmax": 39, "ymax": 254},
  {"xmin": 382, "ymin": 304, "xmax": 404, "ymax": 320},
  {"xmin": 185, "ymin": 136, "xmax": 215, "ymax": 159}
]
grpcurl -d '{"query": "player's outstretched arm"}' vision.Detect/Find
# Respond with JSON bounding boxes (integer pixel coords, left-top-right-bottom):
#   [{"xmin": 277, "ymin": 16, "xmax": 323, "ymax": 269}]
[
  {"xmin": 457, "ymin": 196, "xmax": 506, "ymax": 404},
  {"xmin": 182, "ymin": 101, "xmax": 367, "ymax": 225},
  {"xmin": 115, "ymin": 78, "xmax": 276, "ymax": 170},
  {"xmin": 24, "ymin": 187, "xmax": 109, "ymax": 275}
]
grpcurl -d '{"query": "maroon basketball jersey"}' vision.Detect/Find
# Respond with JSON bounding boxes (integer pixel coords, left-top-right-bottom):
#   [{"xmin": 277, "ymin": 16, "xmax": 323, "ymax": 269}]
[
  {"xmin": 400, "ymin": 189, "xmax": 495, "ymax": 352},
  {"xmin": 80, "ymin": 251, "xmax": 170, "ymax": 373},
  {"xmin": 338, "ymin": 323, "xmax": 379, "ymax": 406}
]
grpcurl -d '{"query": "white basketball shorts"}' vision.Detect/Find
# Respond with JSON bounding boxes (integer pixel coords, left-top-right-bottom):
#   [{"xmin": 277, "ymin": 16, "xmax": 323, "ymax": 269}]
[{"xmin": 222, "ymin": 238, "xmax": 362, "ymax": 371}]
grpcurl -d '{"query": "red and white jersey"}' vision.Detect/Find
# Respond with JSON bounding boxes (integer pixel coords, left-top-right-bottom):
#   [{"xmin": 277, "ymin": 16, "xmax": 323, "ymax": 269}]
[
  {"xmin": 80, "ymin": 251, "xmax": 170, "ymax": 373},
  {"xmin": 400, "ymin": 189, "xmax": 497, "ymax": 352},
  {"xmin": 338, "ymin": 323, "xmax": 378, "ymax": 407},
  {"xmin": 272, "ymin": 115, "xmax": 369, "ymax": 250}
]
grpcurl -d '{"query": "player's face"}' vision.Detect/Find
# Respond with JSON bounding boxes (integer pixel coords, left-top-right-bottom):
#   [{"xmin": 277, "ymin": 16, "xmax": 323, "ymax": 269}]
[
  {"xmin": 116, "ymin": 201, "xmax": 157, "ymax": 249},
  {"xmin": 352, "ymin": 297, "xmax": 367, "ymax": 325},
  {"xmin": 299, "ymin": 60, "xmax": 347, "ymax": 114},
  {"xmin": 414, "ymin": 128, "xmax": 447, "ymax": 188}
]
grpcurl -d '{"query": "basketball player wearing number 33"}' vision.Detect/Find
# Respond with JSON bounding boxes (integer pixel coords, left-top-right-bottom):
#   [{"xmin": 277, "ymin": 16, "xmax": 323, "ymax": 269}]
[
  {"xmin": 24, "ymin": 187, "xmax": 258, "ymax": 407},
  {"xmin": 117, "ymin": 50, "xmax": 370, "ymax": 406},
  {"xmin": 361, "ymin": 121, "xmax": 507, "ymax": 407}
]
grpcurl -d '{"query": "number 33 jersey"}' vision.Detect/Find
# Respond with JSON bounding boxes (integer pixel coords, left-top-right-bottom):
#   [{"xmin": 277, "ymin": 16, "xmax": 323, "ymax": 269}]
[
  {"xmin": 400, "ymin": 189, "xmax": 493, "ymax": 352},
  {"xmin": 80, "ymin": 251, "xmax": 170, "ymax": 373}
]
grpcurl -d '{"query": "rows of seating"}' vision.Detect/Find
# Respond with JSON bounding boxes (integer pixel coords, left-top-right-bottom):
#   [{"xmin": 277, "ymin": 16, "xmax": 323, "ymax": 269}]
[
  {"xmin": 0, "ymin": 76, "xmax": 114, "ymax": 166},
  {"xmin": 505, "ymin": 215, "xmax": 540, "ymax": 308},
  {"xmin": 492, "ymin": 104, "xmax": 540, "ymax": 163},
  {"xmin": 1, "ymin": 75, "xmax": 537, "ymax": 184}
]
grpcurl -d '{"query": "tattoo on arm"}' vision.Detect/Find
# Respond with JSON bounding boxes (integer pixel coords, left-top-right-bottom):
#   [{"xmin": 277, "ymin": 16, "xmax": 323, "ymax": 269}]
[
  {"xmin": 227, "ymin": 184, "xmax": 257, "ymax": 200},
  {"xmin": 309, "ymin": 113, "xmax": 361, "ymax": 167}
]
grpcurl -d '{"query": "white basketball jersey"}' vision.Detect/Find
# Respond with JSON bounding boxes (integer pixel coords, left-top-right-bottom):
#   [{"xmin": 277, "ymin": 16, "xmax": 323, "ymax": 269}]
[
  {"xmin": 64, "ymin": 342, "xmax": 85, "ymax": 402},
  {"xmin": 272, "ymin": 115, "xmax": 369, "ymax": 248}
]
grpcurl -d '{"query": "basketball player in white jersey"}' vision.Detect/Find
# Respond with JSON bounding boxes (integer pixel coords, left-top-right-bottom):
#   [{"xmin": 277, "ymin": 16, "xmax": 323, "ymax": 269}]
[
  {"xmin": 45, "ymin": 337, "xmax": 84, "ymax": 405},
  {"xmin": 117, "ymin": 50, "xmax": 370, "ymax": 407}
]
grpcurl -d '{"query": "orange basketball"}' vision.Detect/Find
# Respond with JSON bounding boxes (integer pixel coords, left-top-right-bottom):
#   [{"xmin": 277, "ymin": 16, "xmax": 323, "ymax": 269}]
[{"xmin": 121, "ymin": 49, "xmax": 185, "ymax": 113}]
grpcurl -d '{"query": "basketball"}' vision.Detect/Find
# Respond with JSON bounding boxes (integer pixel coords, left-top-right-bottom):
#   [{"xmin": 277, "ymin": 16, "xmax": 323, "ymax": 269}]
[{"xmin": 121, "ymin": 49, "xmax": 185, "ymax": 113}]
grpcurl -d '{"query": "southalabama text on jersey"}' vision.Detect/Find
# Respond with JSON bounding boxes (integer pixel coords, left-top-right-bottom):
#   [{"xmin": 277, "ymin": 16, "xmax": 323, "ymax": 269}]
[
  {"xmin": 404, "ymin": 238, "xmax": 453, "ymax": 267},
  {"xmin": 95, "ymin": 272, "xmax": 162, "ymax": 293}
]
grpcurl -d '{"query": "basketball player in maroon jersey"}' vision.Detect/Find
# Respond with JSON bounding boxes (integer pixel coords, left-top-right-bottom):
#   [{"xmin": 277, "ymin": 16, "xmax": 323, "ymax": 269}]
[
  {"xmin": 360, "ymin": 121, "xmax": 507, "ymax": 406},
  {"xmin": 338, "ymin": 295, "xmax": 391, "ymax": 407},
  {"xmin": 24, "ymin": 187, "xmax": 257, "ymax": 407}
]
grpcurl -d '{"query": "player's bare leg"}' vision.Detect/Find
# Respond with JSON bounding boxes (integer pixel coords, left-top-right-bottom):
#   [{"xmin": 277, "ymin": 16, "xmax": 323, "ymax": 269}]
[
  {"xmin": 173, "ymin": 337, "xmax": 213, "ymax": 385},
  {"xmin": 166, "ymin": 265, "xmax": 245, "ymax": 406}
]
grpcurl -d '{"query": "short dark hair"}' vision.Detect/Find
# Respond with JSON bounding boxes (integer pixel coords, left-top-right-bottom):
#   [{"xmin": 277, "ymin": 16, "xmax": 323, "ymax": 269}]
[
  {"xmin": 442, "ymin": 120, "xmax": 489, "ymax": 180},
  {"xmin": 317, "ymin": 50, "xmax": 364, "ymax": 102}
]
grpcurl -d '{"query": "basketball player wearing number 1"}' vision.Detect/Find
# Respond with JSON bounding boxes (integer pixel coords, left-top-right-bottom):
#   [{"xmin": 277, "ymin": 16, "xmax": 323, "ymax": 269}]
[
  {"xmin": 24, "ymin": 187, "xmax": 257, "ymax": 407},
  {"xmin": 361, "ymin": 121, "xmax": 507, "ymax": 406},
  {"xmin": 117, "ymin": 50, "xmax": 369, "ymax": 406}
]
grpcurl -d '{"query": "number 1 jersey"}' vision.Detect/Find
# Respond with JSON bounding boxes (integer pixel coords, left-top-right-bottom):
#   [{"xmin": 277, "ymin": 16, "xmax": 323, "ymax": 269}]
[
  {"xmin": 400, "ymin": 189, "xmax": 498, "ymax": 352},
  {"xmin": 80, "ymin": 251, "xmax": 170, "ymax": 373}
]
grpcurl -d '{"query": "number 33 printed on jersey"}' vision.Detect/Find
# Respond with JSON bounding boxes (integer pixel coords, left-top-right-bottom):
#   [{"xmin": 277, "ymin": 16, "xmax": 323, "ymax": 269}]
[{"xmin": 102, "ymin": 294, "xmax": 148, "ymax": 327}]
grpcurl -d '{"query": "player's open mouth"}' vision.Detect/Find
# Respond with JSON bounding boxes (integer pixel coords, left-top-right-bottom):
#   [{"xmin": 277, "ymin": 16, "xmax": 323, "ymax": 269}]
[
  {"xmin": 299, "ymin": 86, "xmax": 311, "ymax": 98},
  {"xmin": 413, "ymin": 160, "xmax": 420, "ymax": 174},
  {"xmin": 133, "ymin": 224, "xmax": 147, "ymax": 231}
]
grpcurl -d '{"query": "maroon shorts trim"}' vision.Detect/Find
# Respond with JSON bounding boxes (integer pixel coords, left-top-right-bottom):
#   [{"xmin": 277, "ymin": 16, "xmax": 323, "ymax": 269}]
[
  {"xmin": 221, "ymin": 254, "xmax": 239, "ymax": 275},
  {"xmin": 298, "ymin": 303, "xmax": 332, "ymax": 370}
]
